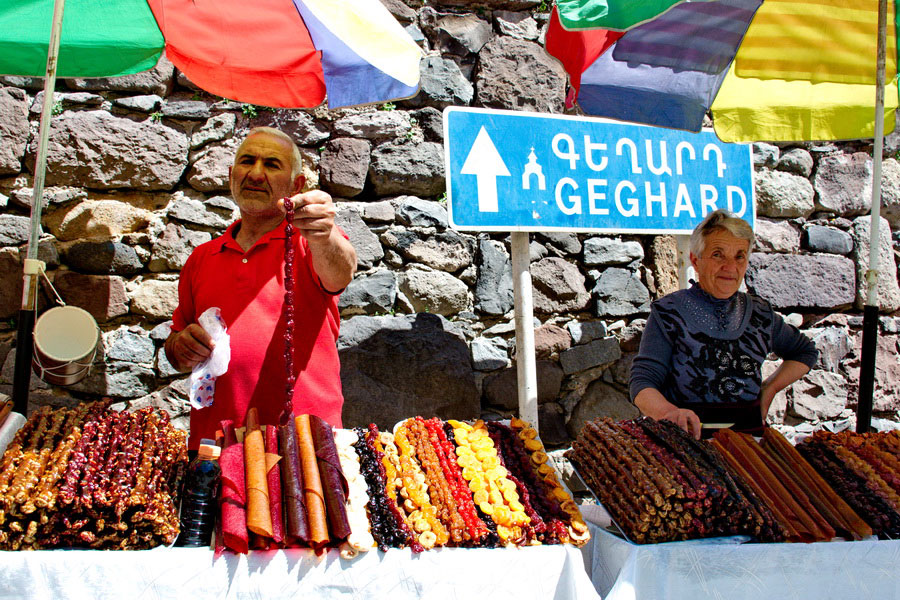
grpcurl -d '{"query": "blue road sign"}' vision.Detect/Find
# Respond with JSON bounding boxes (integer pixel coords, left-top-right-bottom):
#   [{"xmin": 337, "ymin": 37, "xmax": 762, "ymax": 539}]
[{"xmin": 443, "ymin": 107, "xmax": 755, "ymax": 234}]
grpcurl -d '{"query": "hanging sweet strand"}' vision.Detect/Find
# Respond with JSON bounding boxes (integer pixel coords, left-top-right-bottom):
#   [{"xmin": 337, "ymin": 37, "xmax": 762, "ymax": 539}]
[{"xmin": 282, "ymin": 198, "xmax": 296, "ymax": 419}]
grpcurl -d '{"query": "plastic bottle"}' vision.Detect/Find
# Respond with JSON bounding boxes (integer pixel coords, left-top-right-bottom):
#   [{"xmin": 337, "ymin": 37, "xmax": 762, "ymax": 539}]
[{"xmin": 175, "ymin": 439, "xmax": 221, "ymax": 547}]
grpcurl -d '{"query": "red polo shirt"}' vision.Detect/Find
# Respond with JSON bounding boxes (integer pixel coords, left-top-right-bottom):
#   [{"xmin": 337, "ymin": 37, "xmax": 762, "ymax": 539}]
[{"xmin": 172, "ymin": 220, "xmax": 344, "ymax": 449}]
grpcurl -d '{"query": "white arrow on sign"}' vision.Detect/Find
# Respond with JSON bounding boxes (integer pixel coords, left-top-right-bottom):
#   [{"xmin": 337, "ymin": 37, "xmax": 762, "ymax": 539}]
[{"xmin": 460, "ymin": 126, "xmax": 510, "ymax": 212}]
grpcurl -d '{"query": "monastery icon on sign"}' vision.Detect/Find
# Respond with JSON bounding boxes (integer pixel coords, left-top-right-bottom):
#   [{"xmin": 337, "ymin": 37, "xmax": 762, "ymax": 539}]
[{"xmin": 522, "ymin": 147, "xmax": 546, "ymax": 191}]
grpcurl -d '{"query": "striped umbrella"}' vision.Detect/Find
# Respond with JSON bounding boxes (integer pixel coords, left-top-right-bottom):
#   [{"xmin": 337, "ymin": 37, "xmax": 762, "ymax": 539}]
[{"xmin": 546, "ymin": 0, "xmax": 895, "ymax": 432}]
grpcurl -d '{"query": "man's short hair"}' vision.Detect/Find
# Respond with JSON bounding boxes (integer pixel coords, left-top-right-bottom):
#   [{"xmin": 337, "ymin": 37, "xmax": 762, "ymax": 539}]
[
  {"xmin": 237, "ymin": 127, "xmax": 303, "ymax": 178},
  {"xmin": 689, "ymin": 209, "xmax": 755, "ymax": 257}
]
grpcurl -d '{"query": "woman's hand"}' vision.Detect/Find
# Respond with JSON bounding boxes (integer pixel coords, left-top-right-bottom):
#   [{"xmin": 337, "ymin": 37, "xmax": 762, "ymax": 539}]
[{"xmin": 634, "ymin": 388, "xmax": 702, "ymax": 440}]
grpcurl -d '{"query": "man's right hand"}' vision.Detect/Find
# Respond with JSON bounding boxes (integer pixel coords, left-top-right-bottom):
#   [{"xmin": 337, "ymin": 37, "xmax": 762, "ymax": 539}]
[{"xmin": 165, "ymin": 324, "xmax": 214, "ymax": 372}]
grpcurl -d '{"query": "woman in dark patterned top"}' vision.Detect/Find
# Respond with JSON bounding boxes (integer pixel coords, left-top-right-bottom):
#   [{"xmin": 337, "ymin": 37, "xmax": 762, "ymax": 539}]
[{"xmin": 630, "ymin": 210, "xmax": 818, "ymax": 439}]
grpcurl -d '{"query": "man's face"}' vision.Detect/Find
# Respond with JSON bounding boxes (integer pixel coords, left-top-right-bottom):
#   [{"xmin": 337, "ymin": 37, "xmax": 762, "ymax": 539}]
[
  {"xmin": 229, "ymin": 133, "xmax": 302, "ymax": 218},
  {"xmin": 690, "ymin": 228, "xmax": 750, "ymax": 299}
]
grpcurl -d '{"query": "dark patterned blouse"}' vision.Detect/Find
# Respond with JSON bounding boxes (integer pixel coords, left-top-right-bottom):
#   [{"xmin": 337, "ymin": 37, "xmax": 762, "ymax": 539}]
[{"xmin": 630, "ymin": 282, "xmax": 818, "ymax": 432}]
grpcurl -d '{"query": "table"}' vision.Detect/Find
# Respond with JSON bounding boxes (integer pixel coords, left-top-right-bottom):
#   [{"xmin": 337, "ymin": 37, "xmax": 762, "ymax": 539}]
[
  {"xmin": 0, "ymin": 542, "xmax": 600, "ymax": 600},
  {"xmin": 583, "ymin": 521, "xmax": 900, "ymax": 600}
]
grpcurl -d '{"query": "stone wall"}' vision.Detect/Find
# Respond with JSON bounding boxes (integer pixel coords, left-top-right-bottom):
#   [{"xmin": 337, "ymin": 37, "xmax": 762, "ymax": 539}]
[{"xmin": 1, "ymin": 0, "xmax": 899, "ymax": 446}]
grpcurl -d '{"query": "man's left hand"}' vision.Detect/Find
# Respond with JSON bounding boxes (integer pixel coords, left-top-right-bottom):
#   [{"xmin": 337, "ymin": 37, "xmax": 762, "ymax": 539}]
[{"xmin": 282, "ymin": 190, "xmax": 337, "ymax": 246}]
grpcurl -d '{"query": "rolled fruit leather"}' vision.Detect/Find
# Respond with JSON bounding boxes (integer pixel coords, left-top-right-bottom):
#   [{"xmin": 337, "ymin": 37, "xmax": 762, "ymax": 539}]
[
  {"xmin": 244, "ymin": 408, "xmax": 273, "ymax": 538},
  {"xmin": 296, "ymin": 414, "xmax": 329, "ymax": 549},
  {"xmin": 278, "ymin": 418, "xmax": 310, "ymax": 544},
  {"xmin": 265, "ymin": 424, "xmax": 284, "ymax": 543},
  {"xmin": 219, "ymin": 420, "xmax": 249, "ymax": 554},
  {"xmin": 309, "ymin": 415, "xmax": 352, "ymax": 541}
]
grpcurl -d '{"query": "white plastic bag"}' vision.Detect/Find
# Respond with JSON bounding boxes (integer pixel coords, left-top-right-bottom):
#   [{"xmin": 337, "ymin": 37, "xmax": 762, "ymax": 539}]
[{"xmin": 188, "ymin": 307, "xmax": 231, "ymax": 409}]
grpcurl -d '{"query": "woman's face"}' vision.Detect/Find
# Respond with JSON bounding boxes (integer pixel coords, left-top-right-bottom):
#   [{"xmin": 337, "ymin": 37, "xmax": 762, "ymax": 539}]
[{"xmin": 690, "ymin": 229, "xmax": 750, "ymax": 299}]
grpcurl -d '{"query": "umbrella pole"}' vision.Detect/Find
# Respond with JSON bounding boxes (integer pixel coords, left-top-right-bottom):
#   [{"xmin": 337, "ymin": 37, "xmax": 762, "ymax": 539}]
[
  {"xmin": 11, "ymin": 0, "xmax": 67, "ymax": 416},
  {"xmin": 511, "ymin": 232, "xmax": 539, "ymax": 433},
  {"xmin": 857, "ymin": 0, "xmax": 889, "ymax": 433}
]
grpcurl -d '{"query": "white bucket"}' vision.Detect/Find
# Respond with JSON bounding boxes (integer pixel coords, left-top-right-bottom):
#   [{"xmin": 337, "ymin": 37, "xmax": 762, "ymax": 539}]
[{"xmin": 32, "ymin": 306, "xmax": 100, "ymax": 386}]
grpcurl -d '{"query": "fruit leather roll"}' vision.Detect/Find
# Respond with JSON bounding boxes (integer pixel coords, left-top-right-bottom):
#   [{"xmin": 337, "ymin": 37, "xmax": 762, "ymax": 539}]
[
  {"xmin": 309, "ymin": 415, "xmax": 352, "ymax": 541},
  {"xmin": 295, "ymin": 414, "xmax": 329, "ymax": 549},
  {"xmin": 219, "ymin": 420, "xmax": 249, "ymax": 554},
  {"xmin": 265, "ymin": 425, "xmax": 284, "ymax": 544},
  {"xmin": 244, "ymin": 408, "xmax": 273, "ymax": 538},
  {"xmin": 278, "ymin": 418, "xmax": 310, "ymax": 544}
]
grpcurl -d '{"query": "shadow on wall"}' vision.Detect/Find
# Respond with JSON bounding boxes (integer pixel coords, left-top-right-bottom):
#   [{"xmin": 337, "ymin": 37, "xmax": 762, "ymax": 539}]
[{"xmin": 339, "ymin": 312, "xmax": 479, "ymax": 429}]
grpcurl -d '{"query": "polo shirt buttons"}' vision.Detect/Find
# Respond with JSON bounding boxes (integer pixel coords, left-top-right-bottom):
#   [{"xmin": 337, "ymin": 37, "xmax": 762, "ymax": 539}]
[{"xmin": 242, "ymin": 258, "xmax": 248, "ymax": 264}]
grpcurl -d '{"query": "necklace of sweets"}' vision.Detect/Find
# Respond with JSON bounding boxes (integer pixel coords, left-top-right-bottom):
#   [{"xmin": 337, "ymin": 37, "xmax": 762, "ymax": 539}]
[{"xmin": 282, "ymin": 198, "xmax": 296, "ymax": 421}]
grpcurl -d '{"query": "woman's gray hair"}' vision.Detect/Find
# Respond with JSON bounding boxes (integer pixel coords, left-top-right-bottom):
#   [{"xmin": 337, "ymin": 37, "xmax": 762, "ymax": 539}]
[{"xmin": 689, "ymin": 209, "xmax": 755, "ymax": 257}]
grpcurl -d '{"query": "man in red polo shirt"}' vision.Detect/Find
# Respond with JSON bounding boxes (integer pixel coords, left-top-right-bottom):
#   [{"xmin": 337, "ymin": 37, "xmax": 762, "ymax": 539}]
[{"xmin": 164, "ymin": 127, "xmax": 357, "ymax": 448}]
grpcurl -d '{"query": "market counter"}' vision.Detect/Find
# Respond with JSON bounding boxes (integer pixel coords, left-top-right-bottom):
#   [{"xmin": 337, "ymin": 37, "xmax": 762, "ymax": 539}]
[
  {"xmin": 0, "ymin": 543, "xmax": 600, "ymax": 600},
  {"xmin": 583, "ymin": 521, "xmax": 900, "ymax": 600}
]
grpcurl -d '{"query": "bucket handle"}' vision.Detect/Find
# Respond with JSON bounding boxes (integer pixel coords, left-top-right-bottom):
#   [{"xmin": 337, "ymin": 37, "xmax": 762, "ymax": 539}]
[{"xmin": 24, "ymin": 259, "xmax": 65, "ymax": 306}]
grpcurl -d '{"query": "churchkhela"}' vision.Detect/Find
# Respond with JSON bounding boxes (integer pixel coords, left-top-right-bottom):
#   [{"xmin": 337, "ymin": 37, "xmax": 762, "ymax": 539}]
[{"xmin": 0, "ymin": 402, "xmax": 187, "ymax": 550}]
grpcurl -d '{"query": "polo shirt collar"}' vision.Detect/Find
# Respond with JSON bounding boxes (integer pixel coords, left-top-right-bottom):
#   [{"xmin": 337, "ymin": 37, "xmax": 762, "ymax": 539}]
[{"xmin": 218, "ymin": 219, "xmax": 289, "ymax": 253}]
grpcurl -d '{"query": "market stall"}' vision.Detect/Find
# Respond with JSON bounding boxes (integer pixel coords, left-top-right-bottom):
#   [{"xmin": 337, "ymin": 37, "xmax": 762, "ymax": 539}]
[
  {"xmin": 0, "ymin": 543, "xmax": 598, "ymax": 600},
  {"xmin": 582, "ymin": 520, "xmax": 900, "ymax": 600}
]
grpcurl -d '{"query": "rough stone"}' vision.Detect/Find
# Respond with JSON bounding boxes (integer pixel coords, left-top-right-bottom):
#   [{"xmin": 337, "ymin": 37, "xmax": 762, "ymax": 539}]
[
  {"xmin": 559, "ymin": 337, "xmax": 621, "ymax": 375},
  {"xmin": 807, "ymin": 326, "xmax": 853, "ymax": 373},
  {"xmin": 67, "ymin": 54, "xmax": 175, "ymax": 96},
  {"xmin": 187, "ymin": 137, "xmax": 239, "ymax": 192},
  {"xmin": 68, "ymin": 362, "xmax": 157, "ymax": 399},
  {"xmin": 474, "ymin": 239, "xmax": 514, "ymax": 316},
  {"xmin": 880, "ymin": 157, "xmax": 900, "ymax": 226},
  {"xmin": 9, "ymin": 186, "xmax": 87, "ymax": 210},
  {"xmin": 247, "ymin": 109, "xmax": 330, "ymax": 147},
  {"xmin": 0, "ymin": 249, "xmax": 23, "ymax": 319},
  {"xmin": 755, "ymin": 218, "xmax": 801, "ymax": 253},
  {"xmin": 398, "ymin": 266, "xmax": 469, "ymax": 316},
  {"xmin": 648, "ymin": 235, "xmax": 678, "ymax": 298},
  {"xmin": 482, "ymin": 360, "xmax": 564, "ymax": 410},
  {"xmin": 583, "ymin": 237, "xmax": 644, "ymax": 266},
  {"xmin": 531, "ymin": 257, "xmax": 590, "ymax": 314},
  {"xmin": 789, "ymin": 370, "xmax": 848, "ymax": 421},
  {"xmin": 161, "ymin": 100, "xmax": 210, "ymax": 120},
  {"xmin": 369, "ymin": 141, "xmax": 445, "ymax": 197},
  {"xmin": 421, "ymin": 9, "xmax": 493, "ymax": 56},
  {"xmin": 533, "ymin": 324, "xmax": 571, "ymax": 358},
  {"xmin": 537, "ymin": 232, "xmax": 582, "ymax": 256},
  {"xmin": 775, "ymin": 147, "xmax": 814, "ymax": 177},
  {"xmin": 0, "ymin": 87, "xmax": 30, "ymax": 175},
  {"xmin": 474, "ymin": 37, "xmax": 566, "ymax": 113},
  {"xmin": 336, "ymin": 208, "xmax": 383, "ymax": 270},
  {"xmin": 65, "ymin": 240, "xmax": 144, "ymax": 275},
  {"xmin": 804, "ymin": 225, "xmax": 853, "ymax": 255},
  {"xmin": 850, "ymin": 215, "xmax": 900, "ymax": 311},
  {"xmin": 567, "ymin": 320, "xmax": 607, "ymax": 345},
  {"xmin": 44, "ymin": 200, "xmax": 153, "ymax": 241},
  {"xmin": 52, "ymin": 272, "xmax": 128, "ymax": 322},
  {"xmin": 333, "ymin": 111, "xmax": 412, "ymax": 141},
  {"xmin": 592, "ymin": 267, "xmax": 651, "ymax": 316},
  {"xmin": 813, "ymin": 152, "xmax": 872, "ymax": 216},
  {"xmin": 754, "ymin": 168, "xmax": 815, "ymax": 218},
  {"xmin": 129, "ymin": 279, "xmax": 179, "ymax": 321},
  {"xmin": 537, "ymin": 403, "xmax": 570, "ymax": 446},
  {"xmin": 752, "ymin": 142, "xmax": 779, "ymax": 168},
  {"xmin": 394, "ymin": 196, "xmax": 448, "ymax": 228},
  {"xmin": 470, "ymin": 336, "xmax": 509, "ymax": 370},
  {"xmin": 842, "ymin": 330, "xmax": 900, "ymax": 412},
  {"xmin": 360, "ymin": 201, "xmax": 395, "ymax": 223},
  {"xmin": 190, "ymin": 112, "xmax": 236, "ymax": 149},
  {"xmin": 339, "ymin": 313, "xmax": 479, "ymax": 429},
  {"xmin": 319, "ymin": 138, "xmax": 371, "ymax": 198},
  {"xmin": 167, "ymin": 192, "xmax": 238, "ymax": 230},
  {"xmin": 0, "ymin": 214, "xmax": 30, "ymax": 245},
  {"xmin": 104, "ymin": 327, "xmax": 155, "ymax": 364},
  {"xmin": 745, "ymin": 253, "xmax": 856, "ymax": 309},
  {"xmin": 148, "ymin": 223, "xmax": 212, "ymax": 272},
  {"xmin": 399, "ymin": 56, "xmax": 474, "ymax": 109},
  {"xmin": 381, "ymin": 229, "xmax": 472, "ymax": 272},
  {"xmin": 567, "ymin": 380, "xmax": 639, "ymax": 439},
  {"xmin": 27, "ymin": 111, "xmax": 188, "ymax": 190},
  {"xmin": 338, "ymin": 269, "xmax": 397, "ymax": 316},
  {"xmin": 112, "ymin": 95, "xmax": 162, "ymax": 113},
  {"xmin": 414, "ymin": 107, "xmax": 444, "ymax": 143},
  {"xmin": 494, "ymin": 10, "xmax": 540, "ymax": 40}
]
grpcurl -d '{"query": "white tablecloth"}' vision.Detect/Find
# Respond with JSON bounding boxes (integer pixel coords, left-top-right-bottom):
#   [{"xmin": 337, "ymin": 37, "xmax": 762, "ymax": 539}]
[
  {"xmin": 0, "ymin": 543, "xmax": 600, "ymax": 600},
  {"xmin": 583, "ymin": 521, "xmax": 900, "ymax": 600}
]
